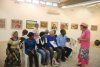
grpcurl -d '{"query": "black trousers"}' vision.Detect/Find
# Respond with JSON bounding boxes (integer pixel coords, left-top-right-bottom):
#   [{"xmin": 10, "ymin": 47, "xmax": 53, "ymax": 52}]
[
  {"xmin": 58, "ymin": 47, "xmax": 72, "ymax": 61},
  {"xmin": 48, "ymin": 47, "xmax": 61, "ymax": 65},
  {"xmin": 28, "ymin": 50, "xmax": 39, "ymax": 67}
]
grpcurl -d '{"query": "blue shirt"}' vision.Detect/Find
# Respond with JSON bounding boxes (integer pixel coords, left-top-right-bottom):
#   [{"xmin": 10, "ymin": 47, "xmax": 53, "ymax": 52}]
[
  {"xmin": 56, "ymin": 35, "xmax": 67, "ymax": 47},
  {"xmin": 24, "ymin": 38, "xmax": 36, "ymax": 54},
  {"xmin": 46, "ymin": 35, "xmax": 57, "ymax": 48}
]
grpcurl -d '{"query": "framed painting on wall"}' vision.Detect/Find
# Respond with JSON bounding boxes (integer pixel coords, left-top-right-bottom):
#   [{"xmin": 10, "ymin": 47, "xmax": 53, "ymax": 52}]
[
  {"xmin": 11, "ymin": 19, "xmax": 22, "ymax": 29},
  {"xmin": 71, "ymin": 23, "xmax": 78, "ymax": 29},
  {"xmin": 60, "ymin": 23, "xmax": 68, "ymax": 30},
  {"xmin": 91, "ymin": 25, "xmax": 98, "ymax": 31},
  {"xmin": 26, "ymin": 20, "xmax": 37, "ymax": 29},
  {"xmin": 51, "ymin": 22, "xmax": 58, "ymax": 30},
  {"xmin": 0, "ymin": 19, "xmax": 5, "ymax": 28},
  {"xmin": 40, "ymin": 21, "xmax": 48, "ymax": 28}
]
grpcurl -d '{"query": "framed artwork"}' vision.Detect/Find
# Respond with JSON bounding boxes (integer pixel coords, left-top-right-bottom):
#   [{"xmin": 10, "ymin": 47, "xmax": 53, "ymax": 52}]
[
  {"xmin": 91, "ymin": 25, "xmax": 98, "ymax": 31},
  {"xmin": 26, "ymin": 20, "xmax": 37, "ymax": 29},
  {"xmin": 40, "ymin": 21, "xmax": 48, "ymax": 28},
  {"xmin": 71, "ymin": 23, "xmax": 78, "ymax": 29},
  {"xmin": 11, "ymin": 19, "xmax": 22, "ymax": 29},
  {"xmin": 0, "ymin": 19, "xmax": 5, "ymax": 28},
  {"xmin": 51, "ymin": 22, "xmax": 58, "ymax": 30},
  {"xmin": 60, "ymin": 23, "xmax": 68, "ymax": 30}
]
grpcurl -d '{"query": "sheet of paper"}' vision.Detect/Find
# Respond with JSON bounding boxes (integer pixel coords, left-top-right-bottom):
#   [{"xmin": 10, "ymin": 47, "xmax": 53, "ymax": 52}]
[{"xmin": 50, "ymin": 41, "xmax": 57, "ymax": 48}]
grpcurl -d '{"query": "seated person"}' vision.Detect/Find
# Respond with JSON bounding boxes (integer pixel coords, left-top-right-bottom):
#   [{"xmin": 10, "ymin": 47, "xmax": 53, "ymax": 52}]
[
  {"xmin": 5, "ymin": 31, "xmax": 21, "ymax": 67},
  {"xmin": 56, "ymin": 29, "xmax": 72, "ymax": 61},
  {"xmin": 36, "ymin": 32, "xmax": 50, "ymax": 65},
  {"xmin": 24, "ymin": 32, "xmax": 39, "ymax": 67},
  {"xmin": 21, "ymin": 29, "xmax": 28, "ymax": 67},
  {"xmin": 46, "ymin": 30, "xmax": 61, "ymax": 65}
]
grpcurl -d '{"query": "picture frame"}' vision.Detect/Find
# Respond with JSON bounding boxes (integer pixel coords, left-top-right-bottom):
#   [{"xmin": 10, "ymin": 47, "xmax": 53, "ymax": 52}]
[
  {"xmin": 71, "ymin": 23, "xmax": 78, "ymax": 29},
  {"xmin": 40, "ymin": 21, "xmax": 48, "ymax": 28},
  {"xmin": 60, "ymin": 23, "xmax": 68, "ymax": 30},
  {"xmin": 51, "ymin": 22, "xmax": 58, "ymax": 30},
  {"xmin": 0, "ymin": 19, "xmax": 6, "ymax": 28},
  {"xmin": 26, "ymin": 20, "xmax": 37, "ymax": 29},
  {"xmin": 11, "ymin": 19, "xmax": 22, "ymax": 29},
  {"xmin": 91, "ymin": 25, "xmax": 98, "ymax": 31}
]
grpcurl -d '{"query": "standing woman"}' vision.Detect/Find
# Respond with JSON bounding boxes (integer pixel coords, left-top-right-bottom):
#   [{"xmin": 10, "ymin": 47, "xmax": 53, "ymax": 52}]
[
  {"xmin": 24, "ymin": 32, "xmax": 39, "ymax": 67},
  {"xmin": 5, "ymin": 31, "xmax": 21, "ymax": 67},
  {"xmin": 77, "ymin": 23, "xmax": 90, "ymax": 67}
]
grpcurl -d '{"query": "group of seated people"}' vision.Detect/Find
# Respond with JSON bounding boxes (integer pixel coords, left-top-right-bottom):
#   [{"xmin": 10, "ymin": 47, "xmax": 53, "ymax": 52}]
[{"xmin": 4, "ymin": 29, "xmax": 72, "ymax": 67}]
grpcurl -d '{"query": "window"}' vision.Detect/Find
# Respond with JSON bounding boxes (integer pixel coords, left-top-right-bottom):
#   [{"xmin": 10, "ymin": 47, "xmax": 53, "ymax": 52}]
[
  {"xmin": 25, "ymin": 0, "xmax": 32, "ymax": 3},
  {"xmin": 40, "ymin": 1, "xmax": 46, "ymax": 5},
  {"xmin": 53, "ymin": 3, "xmax": 58, "ymax": 6},
  {"xmin": 17, "ymin": 0, "xmax": 24, "ymax": 2},
  {"xmin": 32, "ymin": 0, "xmax": 39, "ymax": 4},
  {"xmin": 46, "ymin": 2, "xmax": 53, "ymax": 6}
]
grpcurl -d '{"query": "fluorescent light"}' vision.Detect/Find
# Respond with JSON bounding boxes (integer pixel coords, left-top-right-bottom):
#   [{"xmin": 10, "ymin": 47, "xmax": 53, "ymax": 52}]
[
  {"xmin": 25, "ymin": 0, "xmax": 32, "ymax": 3},
  {"xmin": 17, "ymin": 0, "xmax": 24, "ymax": 2},
  {"xmin": 46, "ymin": 2, "xmax": 53, "ymax": 6},
  {"xmin": 40, "ymin": 1, "xmax": 46, "ymax": 5},
  {"xmin": 32, "ymin": 0, "xmax": 39, "ymax": 4}
]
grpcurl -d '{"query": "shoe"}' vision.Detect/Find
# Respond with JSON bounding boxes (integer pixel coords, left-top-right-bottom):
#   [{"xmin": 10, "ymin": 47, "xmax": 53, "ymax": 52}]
[
  {"xmin": 77, "ymin": 64, "xmax": 82, "ymax": 66},
  {"xmin": 54, "ymin": 61, "xmax": 59, "ymax": 65}
]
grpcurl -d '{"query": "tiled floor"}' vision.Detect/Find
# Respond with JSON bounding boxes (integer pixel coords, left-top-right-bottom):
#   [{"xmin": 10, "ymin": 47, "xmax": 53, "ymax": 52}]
[{"xmin": 0, "ymin": 41, "xmax": 100, "ymax": 67}]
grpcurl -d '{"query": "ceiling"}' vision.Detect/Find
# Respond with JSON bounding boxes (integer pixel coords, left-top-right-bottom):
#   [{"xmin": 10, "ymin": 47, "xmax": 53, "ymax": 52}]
[
  {"xmin": 40, "ymin": 0, "xmax": 100, "ymax": 8},
  {"xmin": 58, "ymin": 0, "xmax": 100, "ymax": 7}
]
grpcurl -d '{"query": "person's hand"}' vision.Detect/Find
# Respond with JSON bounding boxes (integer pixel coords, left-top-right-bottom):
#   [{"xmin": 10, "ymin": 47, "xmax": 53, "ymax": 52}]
[{"xmin": 77, "ymin": 38, "xmax": 81, "ymax": 43}]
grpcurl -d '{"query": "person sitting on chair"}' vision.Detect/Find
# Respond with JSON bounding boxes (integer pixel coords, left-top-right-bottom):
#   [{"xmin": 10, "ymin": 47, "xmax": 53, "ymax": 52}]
[
  {"xmin": 24, "ymin": 32, "xmax": 39, "ymax": 67},
  {"xmin": 46, "ymin": 30, "xmax": 61, "ymax": 66},
  {"xmin": 56, "ymin": 29, "xmax": 72, "ymax": 62},
  {"xmin": 36, "ymin": 32, "xmax": 50, "ymax": 65}
]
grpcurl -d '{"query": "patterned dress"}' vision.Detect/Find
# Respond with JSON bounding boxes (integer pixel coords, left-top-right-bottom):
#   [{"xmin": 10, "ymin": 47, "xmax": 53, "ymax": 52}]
[
  {"xmin": 78, "ymin": 29, "xmax": 90, "ymax": 65},
  {"xmin": 5, "ymin": 38, "xmax": 21, "ymax": 67}
]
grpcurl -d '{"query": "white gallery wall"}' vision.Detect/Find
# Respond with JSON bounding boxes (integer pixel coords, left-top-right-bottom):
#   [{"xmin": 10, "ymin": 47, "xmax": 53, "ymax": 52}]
[{"xmin": 0, "ymin": 0, "xmax": 100, "ymax": 42}]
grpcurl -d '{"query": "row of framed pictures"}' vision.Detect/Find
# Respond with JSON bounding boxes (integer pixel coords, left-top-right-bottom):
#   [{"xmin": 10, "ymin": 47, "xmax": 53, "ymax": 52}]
[{"xmin": 0, "ymin": 19, "xmax": 98, "ymax": 31}]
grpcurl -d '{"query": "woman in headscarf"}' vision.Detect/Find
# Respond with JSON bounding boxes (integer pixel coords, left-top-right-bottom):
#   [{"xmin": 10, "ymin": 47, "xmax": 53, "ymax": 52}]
[
  {"xmin": 77, "ymin": 23, "xmax": 91, "ymax": 67},
  {"xmin": 5, "ymin": 31, "xmax": 21, "ymax": 67}
]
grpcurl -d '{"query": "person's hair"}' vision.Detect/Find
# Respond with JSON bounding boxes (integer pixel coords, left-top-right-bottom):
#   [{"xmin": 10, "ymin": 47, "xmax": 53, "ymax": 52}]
[
  {"xmin": 60, "ymin": 29, "xmax": 66, "ymax": 33},
  {"xmin": 39, "ymin": 32, "xmax": 45, "ymax": 37},
  {"xmin": 12, "ymin": 31, "xmax": 18, "ymax": 36},
  {"xmin": 80, "ymin": 25, "xmax": 87, "ymax": 29},
  {"xmin": 53, "ymin": 30, "xmax": 56, "ymax": 34},
  {"xmin": 45, "ymin": 29, "xmax": 49, "ymax": 34},
  {"xmin": 27, "ymin": 32, "xmax": 34, "ymax": 37},
  {"xmin": 22, "ymin": 29, "xmax": 28, "ymax": 35},
  {"xmin": 35, "ymin": 23, "xmax": 39, "ymax": 27}
]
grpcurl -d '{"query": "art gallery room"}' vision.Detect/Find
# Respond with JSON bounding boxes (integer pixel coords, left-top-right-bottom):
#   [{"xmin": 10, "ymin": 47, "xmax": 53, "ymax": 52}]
[{"xmin": 0, "ymin": 0, "xmax": 100, "ymax": 67}]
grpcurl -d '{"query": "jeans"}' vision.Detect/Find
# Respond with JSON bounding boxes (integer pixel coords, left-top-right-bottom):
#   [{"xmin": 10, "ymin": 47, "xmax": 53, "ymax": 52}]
[{"xmin": 37, "ymin": 49, "xmax": 50, "ymax": 65}]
